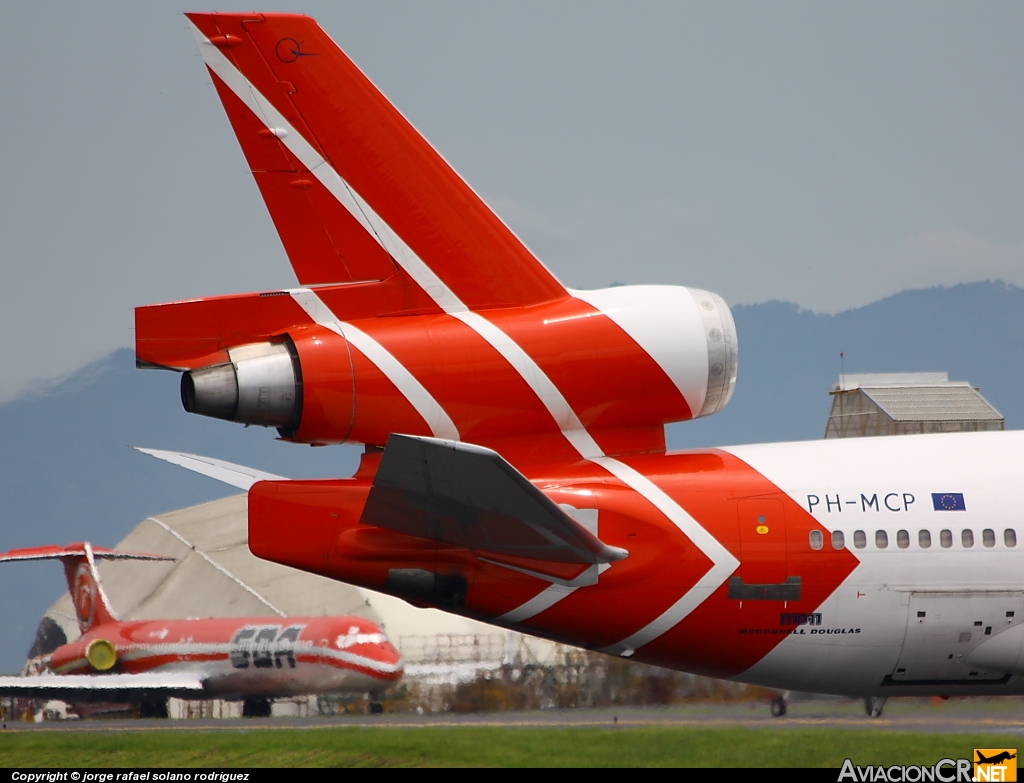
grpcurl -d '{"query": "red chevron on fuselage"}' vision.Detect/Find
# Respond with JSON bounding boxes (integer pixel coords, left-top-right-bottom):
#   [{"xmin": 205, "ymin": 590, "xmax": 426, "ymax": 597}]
[{"xmin": 244, "ymin": 447, "xmax": 858, "ymax": 679}]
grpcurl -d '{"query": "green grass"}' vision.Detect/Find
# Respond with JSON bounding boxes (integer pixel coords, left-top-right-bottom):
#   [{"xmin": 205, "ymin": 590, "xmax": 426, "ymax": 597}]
[{"xmin": 0, "ymin": 726, "xmax": 1018, "ymax": 767}]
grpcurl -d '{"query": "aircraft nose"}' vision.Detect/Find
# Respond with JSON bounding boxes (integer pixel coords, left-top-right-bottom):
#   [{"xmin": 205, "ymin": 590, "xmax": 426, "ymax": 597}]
[{"xmin": 383, "ymin": 641, "xmax": 403, "ymax": 667}]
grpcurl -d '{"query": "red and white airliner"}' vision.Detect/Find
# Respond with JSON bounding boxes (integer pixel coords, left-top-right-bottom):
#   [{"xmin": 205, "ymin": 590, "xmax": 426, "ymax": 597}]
[
  {"xmin": 0, "ymin": 543, "xmax": 403, "ymax": 716},
  {"xmin": 134, "ymin": 12, "xmax": 1024, "ymax": 717}
]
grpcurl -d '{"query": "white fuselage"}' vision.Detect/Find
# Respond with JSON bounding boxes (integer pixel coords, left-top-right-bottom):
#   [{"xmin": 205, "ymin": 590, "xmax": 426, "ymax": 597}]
[{"xmin": 727, "ymin": 431, "xmax": 1024, "ymax": 696}]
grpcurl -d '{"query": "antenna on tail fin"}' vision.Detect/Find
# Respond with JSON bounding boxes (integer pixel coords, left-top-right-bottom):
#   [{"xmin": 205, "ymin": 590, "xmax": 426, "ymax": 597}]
[{"xmin": 0, "ymin": 543, "xmax": 174, "ymax": 634}]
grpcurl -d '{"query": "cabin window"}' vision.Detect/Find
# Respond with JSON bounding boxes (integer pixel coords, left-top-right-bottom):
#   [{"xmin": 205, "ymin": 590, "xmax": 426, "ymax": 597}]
[
  {"xmin": 962, "ymin": 529, "xmax": 974, "ymax": 548},
  {"xmin": 809, "ymin": 530, "xmax": 824, "ymax": 550},
  {"xmin": 919, "ymin": 529, "xmax": 931, "ymax": 549},
  {"xmin": 875, "ymin": 530, "xmax": 888, "ymax": 549},
  {"xmin": 983, "ymin": 528, "xmax": 995, "ymax": 548},
  {"xmin": 1005, "ymin": 529, "xmax": 1017, "ymax": 547},
  {"xmin": 896, "ymin": 529, "xmax": 909, "ymax": 549},
  {"xmin": 854, "ymin": 530, "xmax": 867, "ymax": 549},
  {"xmin": 832, "ymin": 530, "xmax": 845, "ymax": 550},
  {"xmin": 940, "ymin": 529, "xmax": 953, "ymax": 548}
]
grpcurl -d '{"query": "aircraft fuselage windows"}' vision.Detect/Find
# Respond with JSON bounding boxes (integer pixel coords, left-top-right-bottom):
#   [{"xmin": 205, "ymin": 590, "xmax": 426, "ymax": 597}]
[{"xmin": 799, "ymin": 527, "xmax": 1021, "ymax": 553}]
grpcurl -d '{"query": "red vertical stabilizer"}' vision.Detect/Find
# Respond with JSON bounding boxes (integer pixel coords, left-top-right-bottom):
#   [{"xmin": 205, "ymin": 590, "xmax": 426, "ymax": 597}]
[{"xmin": 185, "ymin": 12, "xmax": 567, "ymax": 309}]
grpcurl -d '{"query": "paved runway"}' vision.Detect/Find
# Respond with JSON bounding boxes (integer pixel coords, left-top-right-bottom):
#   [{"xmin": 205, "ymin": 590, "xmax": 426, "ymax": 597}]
[{"xmin": 7, "ymin": 699, "xmax": 1024, "ymax": 734}]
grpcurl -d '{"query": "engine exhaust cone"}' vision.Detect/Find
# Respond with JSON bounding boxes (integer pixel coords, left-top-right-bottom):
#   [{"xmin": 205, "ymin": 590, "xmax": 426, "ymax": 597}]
[{"xmin": 181, "ymin": 364, "xmax": 239, "ymax": 422}]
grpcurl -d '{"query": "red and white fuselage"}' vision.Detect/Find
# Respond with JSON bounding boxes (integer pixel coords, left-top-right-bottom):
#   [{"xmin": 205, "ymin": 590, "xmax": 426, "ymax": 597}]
[
  {"xmin": 50, "ymin": 615, "xmax": 401, "ymax": 700},
  {"xmin": 726, "ymin": 433, "xmax": 1024, "ymax": 696},
  {"xmin": 0, "ymin": 543, "xmax": 401, "ymax": 703}
]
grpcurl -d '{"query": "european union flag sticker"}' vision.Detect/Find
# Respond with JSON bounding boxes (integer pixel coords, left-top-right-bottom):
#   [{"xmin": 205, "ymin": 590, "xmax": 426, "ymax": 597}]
[{"xmin": 932, "ymin": 493, "xmax": 966, "ymax": 511}]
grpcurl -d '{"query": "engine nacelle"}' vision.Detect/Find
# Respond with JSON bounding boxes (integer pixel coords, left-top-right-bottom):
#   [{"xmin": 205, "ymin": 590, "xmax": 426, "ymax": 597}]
[
  {"xmin": 570, "ymin": 285, "xmax": 738, "ymax": 420},
  {"xmin": 177, "ymin": 285, "xmax": 737, "ymax": 453}
]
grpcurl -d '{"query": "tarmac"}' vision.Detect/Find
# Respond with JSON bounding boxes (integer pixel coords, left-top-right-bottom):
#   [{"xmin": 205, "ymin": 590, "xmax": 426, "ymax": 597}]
[{"xmin": 7, "ymin": 698, "xmax": 1024, "ymax": 734}]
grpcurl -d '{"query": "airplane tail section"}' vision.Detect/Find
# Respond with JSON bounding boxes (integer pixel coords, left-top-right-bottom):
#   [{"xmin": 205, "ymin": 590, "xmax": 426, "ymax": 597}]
[
  {"xmin": 186, "ymin": 13, "xmax": 567, "ymax": 309},
  {"xmin": 0, "ymin": 544, "xmax": 173, "ymax": 634}
]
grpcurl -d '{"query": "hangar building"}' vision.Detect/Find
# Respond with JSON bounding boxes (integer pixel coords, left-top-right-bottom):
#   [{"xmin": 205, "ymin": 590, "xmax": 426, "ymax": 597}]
[{"xmin": 824, "ymin": 372, "xmax": 1004, "ymax": 439}]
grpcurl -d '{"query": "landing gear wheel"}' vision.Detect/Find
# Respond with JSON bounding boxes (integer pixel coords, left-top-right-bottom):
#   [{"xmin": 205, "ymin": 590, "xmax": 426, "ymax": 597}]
[
  {"xmin": 242, "ymin": 697, "xmax": 272, "ymax": 718},
  {"xmin": 770, "ymin": 696, "xmax": 787, "ymax": 717},
  {"xmin": 864, "ymin": 697, "xmax": 886, "ymax": 718},
  {"xmin": 368, "ymin": 702, "xmax": 383, "ymax": 715}
]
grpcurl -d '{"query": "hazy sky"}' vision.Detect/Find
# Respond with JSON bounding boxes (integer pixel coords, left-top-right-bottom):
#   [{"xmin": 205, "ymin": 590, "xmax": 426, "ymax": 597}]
[{"xmin": 2, "ymin": 2, "xmax": 1022, "ymax": 401}]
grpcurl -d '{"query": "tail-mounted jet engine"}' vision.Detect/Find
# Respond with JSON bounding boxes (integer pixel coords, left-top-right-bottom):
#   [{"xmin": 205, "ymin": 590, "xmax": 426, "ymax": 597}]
[
  {"xmin": 181, "ymin": 341, "xmax": 302, "ymax": 434},
  {"xmin": 167, "ymin": 284, "xmax": 737, "ymax": 453}
]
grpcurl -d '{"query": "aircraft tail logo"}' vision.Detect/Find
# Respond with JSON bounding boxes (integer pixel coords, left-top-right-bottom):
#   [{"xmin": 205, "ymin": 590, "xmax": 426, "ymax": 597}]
[
  {"xmin": 68, "ymin": 559, "xmax": 113, "ymax": 633},
  {"xmin": 72, "ymin": 562, "xmax": 97, "ymax": 630},
  {"xmin": 58, "ymin": 545, "xmax": 120, "ymax": 633}
]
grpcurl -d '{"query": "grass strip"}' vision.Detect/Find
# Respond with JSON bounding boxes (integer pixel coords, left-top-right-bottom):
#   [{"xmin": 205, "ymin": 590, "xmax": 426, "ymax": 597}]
[{"xmin": 0, "ymin": 726, "xmax": 1019, "ymax": 767}]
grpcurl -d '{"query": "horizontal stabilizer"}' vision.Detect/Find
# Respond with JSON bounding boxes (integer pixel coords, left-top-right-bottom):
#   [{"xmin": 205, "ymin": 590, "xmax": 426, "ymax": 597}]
[
  {"xmin": 0, "ymin": 541, "xmax": 166, "ymax": 633},
  {"xmin": 361, "ymin": 435, "xmax": 628, "ymax": 568},
  {"xmin": 134, "ymin": 448, "xmax": 286, "ymax": 490},
  {"xmin": 0, "ymin": 544, "xmax": 173, "ymax": 564},
  {"xmin": 0, "ymin": 672, "xmax": 205, "ymax": 702}
]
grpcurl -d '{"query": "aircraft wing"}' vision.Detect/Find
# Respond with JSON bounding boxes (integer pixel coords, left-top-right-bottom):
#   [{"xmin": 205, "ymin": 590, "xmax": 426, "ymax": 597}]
[
  {"xmin": 0, "ymin": 672, "xmax": 206, "ymax": 702},
  {"xmin": 134, "ymin": 448, "xmax": 286, "ymax": 490},
  {"xmin": 360, "ymin": 434, "xmax": 628, "ymax": 571}
]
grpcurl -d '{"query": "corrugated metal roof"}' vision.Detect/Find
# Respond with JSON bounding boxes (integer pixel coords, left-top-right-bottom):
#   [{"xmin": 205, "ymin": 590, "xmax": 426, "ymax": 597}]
[
  {"xmin": 834, "ymin": 372, "xmax": 949, "ymax": 391},
  {"xmin": 859, "ymin": 384, "xmax": 1003, "ymax": 422}
]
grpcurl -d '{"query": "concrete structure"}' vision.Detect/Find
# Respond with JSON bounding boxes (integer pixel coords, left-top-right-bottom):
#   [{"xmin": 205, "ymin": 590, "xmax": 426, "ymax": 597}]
[{"xmin": 825, "ymin": 373, "xmax": 1004, "ymax": 439}]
